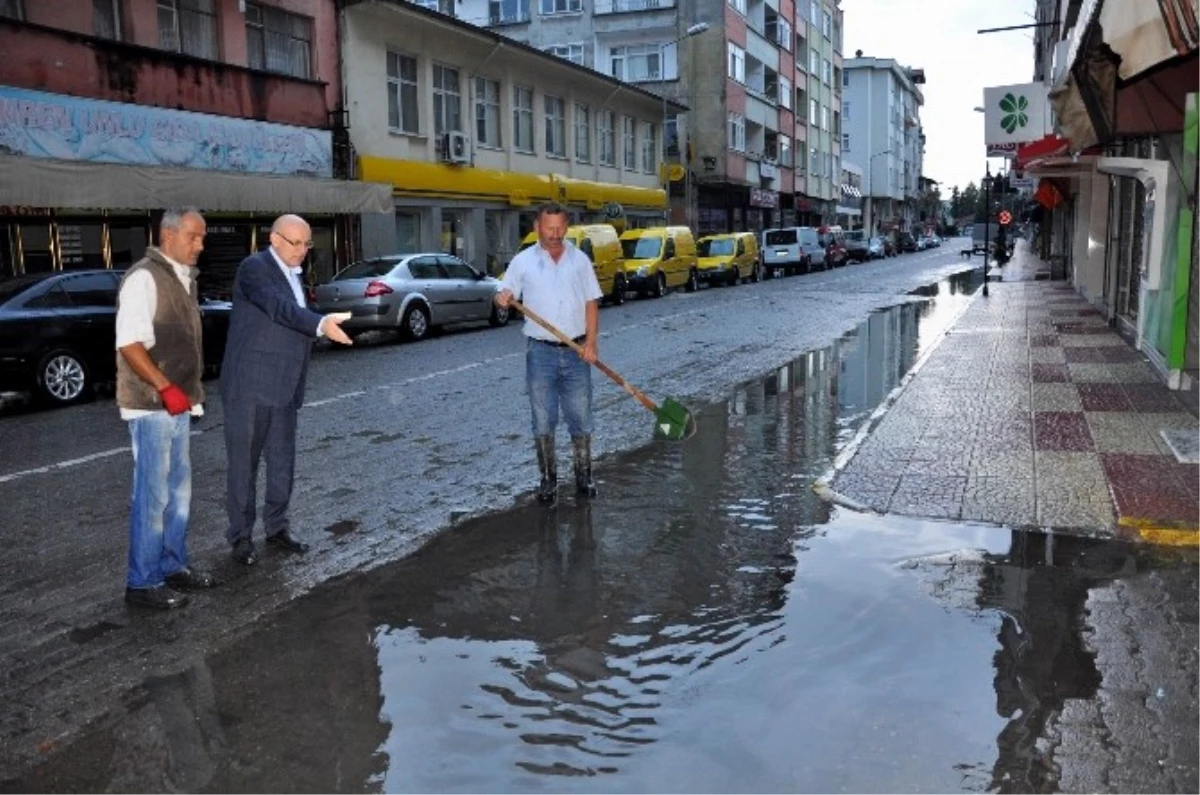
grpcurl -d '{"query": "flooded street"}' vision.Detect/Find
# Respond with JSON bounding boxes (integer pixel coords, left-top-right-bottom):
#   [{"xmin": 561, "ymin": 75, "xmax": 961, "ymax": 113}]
[{"xmin": 11, "ymin": 274, "xmax": 1194, "ymax": 793}]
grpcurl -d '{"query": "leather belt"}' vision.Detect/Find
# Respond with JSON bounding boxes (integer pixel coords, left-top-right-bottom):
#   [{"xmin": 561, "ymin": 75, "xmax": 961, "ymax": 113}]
[{"xmin": 531, "ymin": 336, "xmax": 585, "ymax": 348}]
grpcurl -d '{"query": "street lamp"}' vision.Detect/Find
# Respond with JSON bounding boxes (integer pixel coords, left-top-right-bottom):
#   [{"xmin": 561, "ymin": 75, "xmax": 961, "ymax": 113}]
[
  {"xmin": 660, "ymin": 22, "xmax": 709, "ymax": 224},
  {"xmin": 865, "ymin": 149, "xmax": 891, "ymax": 233}
]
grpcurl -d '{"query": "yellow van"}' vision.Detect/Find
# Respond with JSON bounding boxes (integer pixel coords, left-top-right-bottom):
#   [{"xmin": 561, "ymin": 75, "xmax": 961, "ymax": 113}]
[
  {"xmin": 618, "ymin": 226, "xmax": 699, "ymax": 298},
  {"xmin": 516, "ymin": 224, "xmax": 628, "ymax": 305},
  {"xmin": 697, "ymin": 232, "xmax": 761, "ymax": 287}
]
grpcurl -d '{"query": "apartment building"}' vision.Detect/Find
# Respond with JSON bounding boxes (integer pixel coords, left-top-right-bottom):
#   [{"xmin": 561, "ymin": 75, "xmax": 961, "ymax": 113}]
[
  {"xmin": 347, "ymin": 1, "xmax": 676, "ymax": 270},
  {"xmin": 0, "ymin": 0, "xmax": 390, "ymax": 293},
  {"xmin": 465, "ymin": 0, "xmax": 843, "ymax": 235},
  {"xmin": 841, "ymin": 53, "xmax": 925, "ymax": 236}
]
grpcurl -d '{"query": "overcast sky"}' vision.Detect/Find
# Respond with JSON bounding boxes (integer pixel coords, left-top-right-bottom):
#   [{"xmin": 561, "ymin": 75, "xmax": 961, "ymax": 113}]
[{"xmin": 841, "ymin": 0, "xmax": 1039, "ymax": 193}]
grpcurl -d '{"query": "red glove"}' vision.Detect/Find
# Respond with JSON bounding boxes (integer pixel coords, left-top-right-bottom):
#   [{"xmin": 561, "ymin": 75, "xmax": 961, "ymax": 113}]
[{"xmin": 158, "ymin": 384, "xmax": 191, "ymax": 416}]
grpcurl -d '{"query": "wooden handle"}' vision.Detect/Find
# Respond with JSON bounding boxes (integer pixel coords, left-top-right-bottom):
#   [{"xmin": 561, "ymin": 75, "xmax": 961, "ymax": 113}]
[{"xmin": 510, "ymin": 299, "xmax": 659, "ymax": 413}]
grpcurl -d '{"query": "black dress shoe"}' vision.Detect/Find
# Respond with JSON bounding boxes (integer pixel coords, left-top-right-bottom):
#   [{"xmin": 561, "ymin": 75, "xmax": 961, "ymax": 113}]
[
  {"xmin": 265, "ymin": 530, "xmax": 310, "ymax": 554},
  {"xmin": 125, "ymin": 585, "xmax": 189, "ymax": 610},
  {"xmin": 231, "ymin": 538, "xmax": 259, "ymax": 566},
  {"xmin": 164, "ymin": 567, "xmax": 219, "ymax": 591}
]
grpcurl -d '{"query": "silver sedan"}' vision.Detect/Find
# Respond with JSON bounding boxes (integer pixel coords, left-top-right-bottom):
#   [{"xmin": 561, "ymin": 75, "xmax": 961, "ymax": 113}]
[{"xmin": 313, "ymin": 253, "xmax": 509, "ymax": 342}]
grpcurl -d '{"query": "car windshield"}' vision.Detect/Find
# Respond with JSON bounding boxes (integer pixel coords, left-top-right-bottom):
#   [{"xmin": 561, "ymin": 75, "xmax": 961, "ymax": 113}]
[
  {"xmin": 621, "ymin": 237, "xmax": 662, "ymax": 259},
  {"xmin": 764, "ymin": 230, "xmax": 797, "ymax": 246},
  {"xmin": 0, "ymin": 275, "xmax": 44, "ymax": 305},
  {"xmin": 334, "ymin": 258, "xmax": 402, "ymax": 280},
  {"xmin": 698, "ymin": 238, "xmax": 735, "ymax": 257},
  {"xmin": 869, "ymin": 237, "xmax": 883, "ymax": 246}
]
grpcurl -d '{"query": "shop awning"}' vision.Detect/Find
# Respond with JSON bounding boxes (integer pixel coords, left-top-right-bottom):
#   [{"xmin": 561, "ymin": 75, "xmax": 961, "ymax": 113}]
[
  {"xmin": 0, "ymin": 155, "xmax": 395, "ymax": 214},
  {"xmin": 840, "ymin": 183, "xmax": 861, "ymax": 198}
]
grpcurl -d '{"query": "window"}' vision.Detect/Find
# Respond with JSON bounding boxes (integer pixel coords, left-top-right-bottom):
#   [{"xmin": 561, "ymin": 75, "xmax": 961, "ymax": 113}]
[
  {"xmin": 842, "ymin": 132, "xmax": 850, "ymax": 151},
  {"xmin": 157, "ymin": 0, "xmax": 217, "ymax": 59},
  {"xmin": 623, "ymin": 116, "xmax": 637, "ymax": 170},
  {"xmin": 820, "ymin": 104, "xmax": 828, "ymax": 131},
  {"xmin": 843, "ymin": 99, "xmax": 850, "ymax": 120},
  {"xmin": 727, "ymin": 42, "xmax": 745, "ymax": 83},
  {"xmin": 833, "ymin": 110, "xmax": 840, "ymax": 135},
  {"xmin": 610, "ymin": 43, "xmax": 661, "ymax": 82},
  {"xmin": 833, "ymin": 66, "xmax": 842, "ymax": 89},
  {"xmin": 513, "ymin": 85, "xmax": 534, "ymax": 152},
  {"xmin": 640, "ymin": 121, "xmax": 656, "ymax": 173},
  {"xmin": 809, "ymin": 145, "xmax": 818, "ymax": 175},
  {"xmin": 246, "ymin": 2, "xmax": 312, "ymax": 78},
  {"xmin": 490, "ymin": 0, "xmax": 529, "ymax": 24},
  {"xmin": 94, "ymin": 0, "xmax": 120, "ymax": 39},
  {"xmin": 843, "ymin": 70, "xmax": 849, "ymax": 87},
  {"xmin": 822, "ymin": 10, "xmax": 832, "ymax": 38},
  {"xmin": 475, "ymin": 77, "xmax": 501, "ymax": 147},
  {"xmin": 779, "ymin": 76, "xmax": 793, "ymax": 110},
  {"xmin": 728, "ymin": 0, "xmax": 746, "ymax": 12},
  {"xmin": 810, "ymin": 0, "xmax": 819, "ymax": 23},
  {"xmin": 544, "ymin": 95, "xmax": 566, "ymax": 157},
  {"xmin": 386, "ymin": 51, "xmax": 419, "ymax": 134},
  {"xmin": 0, "ymin": 0, "xmax": 22, "ymax": 20},
  {"xmin": 809, "ymin": 98, "xmax": 818, "ymax": 125},
  {"xmin": 432, "ymin": 64, "xmax": 462, "ymax": 135},
  {"xmin": 780, "ymin": 135, "xmax": 792, "ymax": 167},
  {"xmin": 540, "ymin": 0, "xmax": 581, "ymax": 13},
  {"xmin": 544, "ymin": 43, "xmax": 584, "ymax": 65},
  {"xmin": 809, "ymin": 49, "xmax": 819, "ymax": 75},
  {"xmin": 728, "ymin": 112, "xmax": 745, "ymax": 152},
  {"xmin": 822, "ymin": 58, "xmax": 831, "ymax": 85},
  {"xmin": 598, "ymin": 109, "xmax": 616, "ymax": 166},
  {"xmin": 574, "ymin": 103, "xmax": 591, "ymax": 162}
]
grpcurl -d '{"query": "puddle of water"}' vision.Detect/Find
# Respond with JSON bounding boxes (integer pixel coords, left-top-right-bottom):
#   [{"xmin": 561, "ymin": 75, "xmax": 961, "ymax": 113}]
[{"xmin": 9, "ymin": 273, "xmax": 1191, "ymax": 793}]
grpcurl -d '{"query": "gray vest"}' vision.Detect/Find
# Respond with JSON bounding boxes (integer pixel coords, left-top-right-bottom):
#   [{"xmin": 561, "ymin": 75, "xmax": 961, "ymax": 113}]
[{"xmin": 115, "ymin": 249, "xmax": 205, "ymax": 411}]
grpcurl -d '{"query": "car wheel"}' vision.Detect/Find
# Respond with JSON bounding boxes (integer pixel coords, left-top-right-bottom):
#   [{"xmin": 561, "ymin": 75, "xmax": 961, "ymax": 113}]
[
  {"xmin": 729, "ymin": 268, "xmax": 740, "ymax": 287},
  {"xmin": 36, "ymin": 349, "xmax": 91, "ymax": 406},
  {"xmin": 685, "ymin": 269, "xmax": 698, "ymax": 293},
  {"xmin": 489, "ymin": 302, "xmax": 510, "ymax": 327},
  {"xmin": 751, "ymin": 262, "xmax": 761, "ymax": 283},
  {"xmin": 653, "ymin": 271, "xmax": 667, "ymax": 298},
  {"xmin": 400, "ymin": 303, "xmax": 430, "ymax": 341},
  {"xmin": 609, "ymin": 274, "xmax": 626, "ymax": 306}
]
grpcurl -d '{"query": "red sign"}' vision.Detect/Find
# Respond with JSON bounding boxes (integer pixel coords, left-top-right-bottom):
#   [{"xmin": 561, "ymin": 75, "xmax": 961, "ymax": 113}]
[{"xmin": 998, "ymin": 210, "xmax": 1012, "ymax": 225}]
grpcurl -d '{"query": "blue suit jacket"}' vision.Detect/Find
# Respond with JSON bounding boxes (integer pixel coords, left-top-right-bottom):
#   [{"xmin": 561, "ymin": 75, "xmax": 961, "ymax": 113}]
[{"xmin": 220, "ymin": 248, "xmax": 324, "ymax": 408}]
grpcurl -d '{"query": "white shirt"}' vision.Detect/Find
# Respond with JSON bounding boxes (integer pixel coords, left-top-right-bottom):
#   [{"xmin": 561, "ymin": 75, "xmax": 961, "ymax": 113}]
[
  {"xmin": 500, "ymin": 240, "xmax": 602, "ymax": 341},
  {"xmin": 268, "ymin": 246, "xmax": 325, "ymax": 337},
  {"xmin": 115, "ymin": 251, "xmax": 204, "ymax": 419}
]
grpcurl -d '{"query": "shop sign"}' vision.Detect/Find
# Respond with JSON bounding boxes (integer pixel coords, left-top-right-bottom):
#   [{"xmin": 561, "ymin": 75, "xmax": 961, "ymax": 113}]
[
  {"xmin": 749, "ymin": 188, "xmax": 778, "ymax": 208},
  {"xmin": 0, "ymin": 86, "xmax": 332, "ymax": 177}
]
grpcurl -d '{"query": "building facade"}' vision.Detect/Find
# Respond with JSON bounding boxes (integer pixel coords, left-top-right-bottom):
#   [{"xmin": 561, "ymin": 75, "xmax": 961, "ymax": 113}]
[
  {"xmin": 465, "ymin": 0, "xmax": 845, "ymax": 236},
  {"xmin": 841, "ymin": 53, "xmax": 925, "ymax": 237},
  {"xmin": 347, "ymin": 0, "xmax": 674, "ymax": 272},
  {"xmin": 0, "ymin": 0, "xmax": 391, "ymax": 295}
]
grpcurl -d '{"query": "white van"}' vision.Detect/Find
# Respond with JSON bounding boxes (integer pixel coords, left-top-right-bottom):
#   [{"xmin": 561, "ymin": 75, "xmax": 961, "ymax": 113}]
[{"xmin": 761, "ymin": 226, "xmax": 825, "ymax": 278}]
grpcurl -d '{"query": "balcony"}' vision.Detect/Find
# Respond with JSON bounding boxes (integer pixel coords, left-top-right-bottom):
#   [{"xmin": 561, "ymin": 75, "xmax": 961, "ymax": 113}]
[
  {"xmin": 490, "ymin": 8, "xmax": 532, "ymax": 24},
  {"xmin": 595, "ymin": 0, "xmax": 676, "ymax": 13}
]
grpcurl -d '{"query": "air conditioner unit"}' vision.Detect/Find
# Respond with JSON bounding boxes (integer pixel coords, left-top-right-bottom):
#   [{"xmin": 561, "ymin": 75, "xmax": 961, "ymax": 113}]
[{"xmin": 440, "ymin": 131, "xmax": 470, "ymax": 164}]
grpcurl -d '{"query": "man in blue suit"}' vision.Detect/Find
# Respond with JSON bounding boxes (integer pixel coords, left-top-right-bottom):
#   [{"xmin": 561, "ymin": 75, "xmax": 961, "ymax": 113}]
[{"xmin": 221, "ymin": 214, "xmax": 353, "ymax": 566}]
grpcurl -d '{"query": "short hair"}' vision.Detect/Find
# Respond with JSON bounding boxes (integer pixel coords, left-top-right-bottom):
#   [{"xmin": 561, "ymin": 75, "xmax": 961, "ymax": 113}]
[
  {"xmin": 160, "ymin": 207, "xmax": 203, "ymax": 233},
  {"xmin": 535, "ymin": 202, "xmax": 568, "ymax": 221}
]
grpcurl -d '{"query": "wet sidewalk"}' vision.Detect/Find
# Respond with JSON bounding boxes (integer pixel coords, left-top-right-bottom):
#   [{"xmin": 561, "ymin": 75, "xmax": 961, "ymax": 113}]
[{"xmin": 826, "ymin": 242, "xmax": 1200, "ymax": 545}]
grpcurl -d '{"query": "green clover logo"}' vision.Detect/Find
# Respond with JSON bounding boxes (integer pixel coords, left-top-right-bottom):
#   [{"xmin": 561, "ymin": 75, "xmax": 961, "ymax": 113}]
[{"xmin": 999, "ymin": 93, "xmax": 1029, "ymax": 134}]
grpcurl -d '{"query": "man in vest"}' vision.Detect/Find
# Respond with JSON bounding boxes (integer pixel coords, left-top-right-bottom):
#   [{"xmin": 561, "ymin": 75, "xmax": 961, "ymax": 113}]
[{"xmin": 115, "ymin": 207, "xmax": 218, "ymax": 609}]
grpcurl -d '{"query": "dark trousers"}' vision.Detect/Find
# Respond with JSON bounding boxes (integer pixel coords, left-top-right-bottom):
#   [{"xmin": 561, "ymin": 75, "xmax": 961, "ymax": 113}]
[{"xmin": 223, "ymin": 397, "xmax": 298, "ymax": 545}]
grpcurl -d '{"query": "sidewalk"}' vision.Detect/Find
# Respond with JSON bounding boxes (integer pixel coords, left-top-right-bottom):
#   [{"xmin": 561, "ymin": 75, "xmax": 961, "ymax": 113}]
[{"xmin": 825, "ymin": 242, "xmax": 1199, "ymax": 545}]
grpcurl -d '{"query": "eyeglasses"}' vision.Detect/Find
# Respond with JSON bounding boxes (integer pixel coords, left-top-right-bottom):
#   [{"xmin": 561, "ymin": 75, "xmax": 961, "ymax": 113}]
[{"xmin": 274, "ymin": 232, "xmax": 314, "ymax": 249}]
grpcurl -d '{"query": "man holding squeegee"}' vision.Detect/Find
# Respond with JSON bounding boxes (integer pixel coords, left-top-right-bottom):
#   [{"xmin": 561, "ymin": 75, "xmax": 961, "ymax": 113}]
[{"xmin": 495, "ymin": 202, "xmax": 602, "ymax": 505}]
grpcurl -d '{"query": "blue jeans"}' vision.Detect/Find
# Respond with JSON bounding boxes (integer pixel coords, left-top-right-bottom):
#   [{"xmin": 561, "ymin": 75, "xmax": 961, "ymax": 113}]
[
  {"xmin": 126, "ymin": 412, "xmax": 192, "ymax": 589},
  {"xmin": 527, "ymin": 339, "xmax": 593, "ymax": 437}
]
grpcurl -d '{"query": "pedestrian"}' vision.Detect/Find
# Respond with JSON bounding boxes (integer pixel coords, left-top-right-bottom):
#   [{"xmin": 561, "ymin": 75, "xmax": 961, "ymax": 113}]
[
  {"xmin": 220, "ymin": 213, "xmax": 353, "ymax": 566},
  {"xmin": 115, "ymin": 206, "xmax": 218, "ymax": 610},
  {"xmin": 494, "ymin": 202, "xmax": 602, "ymax": 505}
]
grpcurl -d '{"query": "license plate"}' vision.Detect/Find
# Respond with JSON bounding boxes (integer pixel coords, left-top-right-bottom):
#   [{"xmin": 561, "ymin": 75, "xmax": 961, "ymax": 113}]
[{"xmin": 775, "ymin": 249, "xmax": 787, "ymax": 256}]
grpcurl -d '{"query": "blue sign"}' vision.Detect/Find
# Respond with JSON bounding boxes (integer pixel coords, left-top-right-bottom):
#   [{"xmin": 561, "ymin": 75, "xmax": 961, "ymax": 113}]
[{"xmin": 0, "ymin": 86, "xmax": 332, "ymax": 178}]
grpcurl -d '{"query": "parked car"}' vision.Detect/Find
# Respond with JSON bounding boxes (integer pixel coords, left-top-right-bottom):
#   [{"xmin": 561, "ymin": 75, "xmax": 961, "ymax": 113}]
[
  {"xmin": 516, "ymin": 224, "xmax": 627, "ymax": 305},
  {"xmin": 819, "ymin": 226, "xmax": 848, "ymax": 267},
  {"xmin": 697, "ymin": 232, "xmax": 760, "ymax": 286},
  {"xmin": 619, "ymin": 226, "xmax": 699, "ymax": 297},
  {"xmin": 312, "ymin": 253, "xmax": 508, "ymax": 342},
  {"xmin": 896, "ymin": 233, "xmax": 918, "ymax": 253},
  {"xmin": 843, "ymin": 230, "xmax": 870, "ymax": 263},
  {"xmin": 867, "ymin": 236, "xmax": 887, "ymax": 260},
  {"xmin": 761, "ymin": 226, "xmax": 825, "ymax": 276},
  {"xmin": 0, "ymin": 269, "xmax": 230, "ymax": 407}
]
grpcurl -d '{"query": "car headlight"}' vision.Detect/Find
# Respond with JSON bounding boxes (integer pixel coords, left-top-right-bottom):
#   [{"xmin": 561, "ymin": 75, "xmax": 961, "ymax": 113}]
[{"xmin": 636, "ymin": 266, "xmax": 649, "ymax": 277}]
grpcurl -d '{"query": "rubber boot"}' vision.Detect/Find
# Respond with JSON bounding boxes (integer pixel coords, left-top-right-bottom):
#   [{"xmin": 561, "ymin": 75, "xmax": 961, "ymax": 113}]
[
  {"xmin": 572, "ymin": 435, "xmax": 597, "ymax": 498},
  {"xmin": 534, "ymin": 435, "xmax": 557, "ymax": 505}
]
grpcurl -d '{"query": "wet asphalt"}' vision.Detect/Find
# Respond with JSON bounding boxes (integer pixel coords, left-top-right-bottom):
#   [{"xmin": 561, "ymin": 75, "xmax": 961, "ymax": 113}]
[{"xmin": 0, "ymin": 246, "xmax": 1195, "ymax": 792}]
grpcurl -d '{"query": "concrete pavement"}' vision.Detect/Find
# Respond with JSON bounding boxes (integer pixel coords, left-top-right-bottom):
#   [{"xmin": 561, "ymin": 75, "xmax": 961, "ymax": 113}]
[{"xmin": 822, "ymin": 241, "xmax": 1200, "ymax": 546}]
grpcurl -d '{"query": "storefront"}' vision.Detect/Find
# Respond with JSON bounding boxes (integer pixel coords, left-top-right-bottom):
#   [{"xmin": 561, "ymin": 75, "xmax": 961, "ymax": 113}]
[{"xmin": 0, "ymin": 87, "xmax": 391, "ymax": 292}]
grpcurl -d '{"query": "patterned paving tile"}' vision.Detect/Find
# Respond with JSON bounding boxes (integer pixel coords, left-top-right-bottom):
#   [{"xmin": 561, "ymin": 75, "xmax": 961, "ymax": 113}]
[
  {"xmin": 1032, "ymin": 383, "xmax": 1083, "ymax": 412},
  {"xmin": 1087, "ymin": 412, "xmax": 1187, "ymax": 455},
  {"xmin": 1058, "ymin": 334, "xmax": 1126, "ymax": 347},
  {"xmin": 1076, "ymin": 383, "xmax": 1133, "ymax": 412},
  {"xmin": 1034, "ymin": 411, "xmax": 1094, "ymax": 451},
  {"xmin": 1030, "ymin": 347, "xmax": 1067, "ymax": 364},
  {"xmin": 889, "ymin": 474, "xmax": 967, "ymax": 519},
  {"xmin": 1034, "ymin": 451, "xmax": 1115, "ymax": 529},
  {"xmin": 962, "ymin": 475, "xmax": 1037, "ymax": 527},
  {"xmin": 1105, "ymin": 362, "xmax": 1161, "ymax": 383},
  {"xmin": 1122, "ymin": 383, "xmax": 1188, "ymax": 412},
  {"xmin": 1032, "ymin": 363, "xmax": 1070, "ymax": 382},
  {"xmin": 1063, "ymin": 346, "xmax": 1144, "ymax": 364},
  {"xmin": 1055, "ymin": 324, "xmax": 1111, "ymax": 335},
  {"xmin": 1102, "ymin": 453, "xmax": 1200, "ymax": 524},
  {"xmin": 1067, "ymin": 363, "xmax": 1120, "ymax": 383}
]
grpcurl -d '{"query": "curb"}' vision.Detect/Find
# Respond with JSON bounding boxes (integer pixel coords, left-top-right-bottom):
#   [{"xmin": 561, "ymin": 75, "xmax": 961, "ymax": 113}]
[{"xmin": 1118, "ymin": 517, "xmax": 1200, "ymax": 548}]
